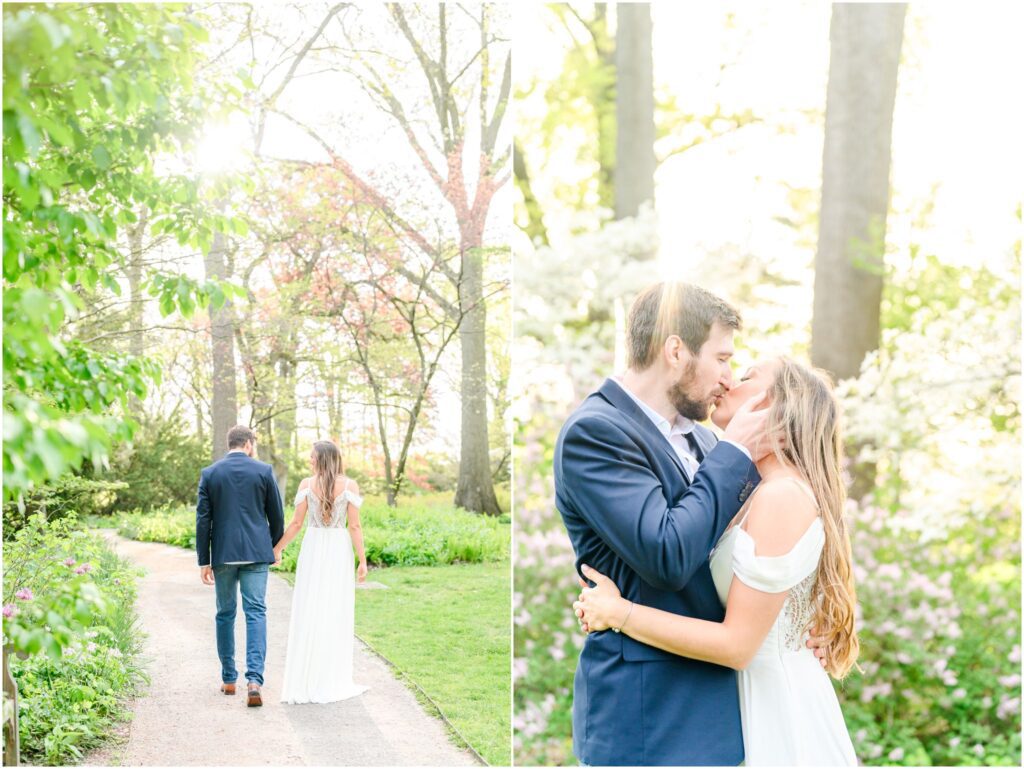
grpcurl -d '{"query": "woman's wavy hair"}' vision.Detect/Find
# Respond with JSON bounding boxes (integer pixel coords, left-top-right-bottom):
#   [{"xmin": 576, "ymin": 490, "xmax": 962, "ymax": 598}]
[
  {"xmin": 311, "ymin": 441, "xmax": 343, "ymax": 524},
  {"xmin": 766, "ymin": 357, "xmax": 860, "ymax": 678}
]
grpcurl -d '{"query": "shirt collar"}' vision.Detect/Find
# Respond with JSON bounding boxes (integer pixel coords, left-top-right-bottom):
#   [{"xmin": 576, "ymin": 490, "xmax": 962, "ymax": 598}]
[{"xmin": 612, "ymin": 376, "xmax": 696, "ymax": 438}]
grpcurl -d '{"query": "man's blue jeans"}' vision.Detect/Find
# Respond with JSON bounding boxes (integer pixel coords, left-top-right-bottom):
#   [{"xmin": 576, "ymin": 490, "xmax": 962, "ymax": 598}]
[{"xmin": 213, "ymin": 563, "xmax": 268, "ymax": 686}]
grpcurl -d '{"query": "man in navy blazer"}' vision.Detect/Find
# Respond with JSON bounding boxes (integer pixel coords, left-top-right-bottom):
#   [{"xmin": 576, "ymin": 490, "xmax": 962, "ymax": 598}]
[
  {"xmin": 196, "ymin": 425, "xmax": 284, "ymax": 706},
  {"xmin": 555, "ymin": 283, "xmax": 770, "ymax": 766}
]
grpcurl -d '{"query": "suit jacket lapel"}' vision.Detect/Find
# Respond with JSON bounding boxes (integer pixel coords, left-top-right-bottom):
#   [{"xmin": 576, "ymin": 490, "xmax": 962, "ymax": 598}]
[{"xmin": 597, "ymin": 378, "xmax": 688, "ymax": 480}]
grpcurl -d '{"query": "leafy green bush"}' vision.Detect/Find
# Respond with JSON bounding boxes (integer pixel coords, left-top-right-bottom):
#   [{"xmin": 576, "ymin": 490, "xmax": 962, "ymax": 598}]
[
  {"xmin": 103, "ymin": 414, "xmax": 208, "ymax": 513},
  {"xmin": 3, "ymin": 514, "xmax": 146, "ymax": 765},
  {"xmin": 114, "ymin": 491, "xmax": 510, "ymax": 568},
  {"xmin": 113, "ymin": 506, "xmax": 196, "ymax": 550},
  {"xmin": 2, "ymin": 475, "xmax": 127, "ymax": 535}
]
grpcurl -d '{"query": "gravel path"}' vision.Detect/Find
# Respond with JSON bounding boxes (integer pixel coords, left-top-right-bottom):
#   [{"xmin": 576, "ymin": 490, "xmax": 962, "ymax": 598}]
[{"xmin": 86, "ymin": 534, "xmax": 478, "ymax": 767}]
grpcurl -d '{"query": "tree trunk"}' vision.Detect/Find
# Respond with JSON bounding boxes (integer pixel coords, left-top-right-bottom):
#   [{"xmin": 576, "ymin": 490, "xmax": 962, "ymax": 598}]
[
  {"xmin": 125, "ymin": 208, "xmax": 148, "ymax": 416},
  {"xmin": 614, "ymin": 1, "xmax": 656, "ymax": 222},
  {"xmin": 204, "ymin": 219, "xmax": 238, "ymax": 462},
  {"xmin": 126, "ymin": 208, "xmax": 148, "ymax": 360},
  {"xmin": 368, "ymin": 378, "xmax": 396, "ymax": 507},
  {"xmin": 454, "ymin": 239, "xmax": 502, "ymax": 515},
  {"xmin": 593, "ymin": 4, "xmax": 615, "ymax": 212},
  {"xmin": 271, "ymin": 345, "xmax": 296, "ymax": 506},
  {"xmin": 326, "ymin": 370, "xmax": 344, "ymax": 444},
  {"xmin": 811, "ymin": 3, "xmax": 906, "ymax": 499},
  {"xmin": 811, "ymin": 3, "xmax": 906, "ymax": 381}
]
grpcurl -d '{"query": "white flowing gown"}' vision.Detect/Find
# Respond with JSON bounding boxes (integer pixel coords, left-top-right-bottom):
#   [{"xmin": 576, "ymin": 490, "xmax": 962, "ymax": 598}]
[
  {"xmin": 280, "ymin": 481, "xmax": 369, "ymax": 704},
  {"xmin": 709, "ymin": 477, "xmax": 857, "ymax": 766}
]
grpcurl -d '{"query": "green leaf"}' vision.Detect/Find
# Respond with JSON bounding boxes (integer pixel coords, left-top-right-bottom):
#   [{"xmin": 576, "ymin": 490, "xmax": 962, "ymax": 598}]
[
  {"xmin": 38, "ymin": 116, "xmax": 73, "ymax": 147},
  {"xmin": 91, "ymin": 144, "xmax": 112, "ymax": 170},
  {"xmin": 24, "ymin": 629, "xmax": 45, "ymax": 655},
  {"xmin": 37, "ymin": 13, "xmax": 68, "ymax": 49},
  {"xmin": 81, "ymin": 266, "xmax": 98, "ymax": 291},
  {"xmin": 17, "ymin": 113, "xmax": 42, "ymax": 157},
  {"xmin": 20, "ymin": 288, "xmax": 52, "ymax": 323}
]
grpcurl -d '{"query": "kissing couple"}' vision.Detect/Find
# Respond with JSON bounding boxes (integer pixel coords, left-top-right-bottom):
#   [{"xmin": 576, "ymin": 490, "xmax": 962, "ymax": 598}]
[{"xmin": 558, "ymin": 282, "xmax": 859, "ymax": 766}]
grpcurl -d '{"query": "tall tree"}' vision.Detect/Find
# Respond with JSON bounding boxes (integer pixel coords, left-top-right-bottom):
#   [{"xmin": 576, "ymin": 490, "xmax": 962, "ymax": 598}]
[
  {"xmin": 204, "ymin": 222, "xmax": 239, "ymax": 462},
  {"xmin": 271, "ymin": 4, "xmax": 511, "ymax": 513},
  {"xmin": 811, "ymin": 3, "xmax": 907, "ymax": 381},
  {"xmin": 378, "ymin": 4, "xmax": 511, "ymax": 515},
  {"xmin": 614, "ymin": 2, "xmax": 655, "ymax": 221}
]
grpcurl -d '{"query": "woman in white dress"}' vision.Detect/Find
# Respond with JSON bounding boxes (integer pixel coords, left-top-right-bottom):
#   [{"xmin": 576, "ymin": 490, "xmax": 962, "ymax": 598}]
[
  {"xmin": 275, "ymin": 440, "xmax": 369, "ymax": 704},
  {"xmin": 574, "ymin": 357, "xmax": 859, "ymax": 766}
]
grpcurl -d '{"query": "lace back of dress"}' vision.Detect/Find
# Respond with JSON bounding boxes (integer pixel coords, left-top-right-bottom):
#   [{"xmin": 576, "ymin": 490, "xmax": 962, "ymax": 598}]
[
  {"xmin": 780, "ymin": 567, "xmax": 819, "ymax": 651},
  {"xmin": 778, "ymin": 476, "xmax": 822, "ymax": 651},
  {"xmin": 305, "ymin": 487, "xmax": 346, "ymax": 529}
]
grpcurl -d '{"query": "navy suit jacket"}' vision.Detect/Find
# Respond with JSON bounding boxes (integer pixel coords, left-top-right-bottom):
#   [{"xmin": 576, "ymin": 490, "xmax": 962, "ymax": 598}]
[
  {"xmin": 195, "ymin": 452, "xmax": 285, "ymax": 567},
  {"xmin": 554, "ymin": 379, "xmax": 760, "ymax": 766}
]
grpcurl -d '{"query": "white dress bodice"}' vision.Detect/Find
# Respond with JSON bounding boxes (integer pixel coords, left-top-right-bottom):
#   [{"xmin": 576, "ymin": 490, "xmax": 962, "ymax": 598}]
[
  {"xmin": 708, "ymin": 477, "xmax": 857, "ymax": 766},
  {"xmin": 294, "ymin": 484, "xmax": 363, "ymax": 529},
  {"xmin": 710, "ymin": 506, "xmax": 825, "ymax": 655}
]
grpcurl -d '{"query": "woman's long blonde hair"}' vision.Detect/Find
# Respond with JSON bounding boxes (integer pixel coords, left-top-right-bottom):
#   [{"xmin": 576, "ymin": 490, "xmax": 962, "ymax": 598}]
[
  {"xmin": 311, "ymin": 441, "xmax": 342, "ymax": 524},
  {"xmin": 766, "ymin": 357, "xmax": 859, "ymax": 678}
]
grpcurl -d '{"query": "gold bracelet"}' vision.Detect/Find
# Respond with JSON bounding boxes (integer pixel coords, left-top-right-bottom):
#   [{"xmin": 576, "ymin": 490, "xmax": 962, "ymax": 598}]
[{"xmin": 612, "ymin": 600, "xmax": 634, "ymax": 633}]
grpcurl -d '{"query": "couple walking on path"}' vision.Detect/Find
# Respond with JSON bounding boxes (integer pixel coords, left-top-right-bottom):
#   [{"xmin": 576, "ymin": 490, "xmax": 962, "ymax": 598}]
[{"xmin": 195, "ymin": 425, "xmax": 368, "ymax": 706}]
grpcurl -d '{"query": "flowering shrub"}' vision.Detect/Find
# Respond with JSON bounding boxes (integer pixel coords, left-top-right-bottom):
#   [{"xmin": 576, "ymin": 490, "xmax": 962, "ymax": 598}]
[
  {"xmin": 513, "ymin": 398, "xmax": 582, "ymax": 765},
  {"xmin": 2, "ymin": 514, "xmax": 145, "ymax": 764},
  {"xmin": 838, "ymin": 502, "xmax": 1020, "ymax": 765}
]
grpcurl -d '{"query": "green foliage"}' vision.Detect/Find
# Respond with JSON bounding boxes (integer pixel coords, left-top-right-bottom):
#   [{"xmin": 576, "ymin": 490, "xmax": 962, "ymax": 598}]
[
  {"xmin": 360, "ymin": 501, "xmax": 506, "ymax": 566},
  {"xmin": 113, "ymin": 506, "xmax": 196, "ymax": 551},
  {"xmin": 2, "ymin": 475, "xmax": 127, "ymax": 534},
  {"xmin": 3, "ymin": 514, "xmax": 146, "ymax": 764},
  {"xmin": 104, "ymin": 414, "xmax": 208, "ymax": 513},
  {"xmin": 882, "ymin": 251, "xmax": 1018, "ymax": 336},
  {"xmin": 114, "ymin": 492, "xmax": 510, "ymax": 568},
  {"xmin": 1, "ymin": 4, "xmax": 244, "ymax": 501}
]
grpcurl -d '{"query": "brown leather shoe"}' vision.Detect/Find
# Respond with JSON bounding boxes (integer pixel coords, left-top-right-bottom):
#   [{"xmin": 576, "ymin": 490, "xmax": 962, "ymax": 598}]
[
  {"xmin": 247, "ymin": 683, "xmax": 262, "ymax": 707},
  {"xmin": 221, "ymin": 683, "xmax": 236, "ymax": 695}
]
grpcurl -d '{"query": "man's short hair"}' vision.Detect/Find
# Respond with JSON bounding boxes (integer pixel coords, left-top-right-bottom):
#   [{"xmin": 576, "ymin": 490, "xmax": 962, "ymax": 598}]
[
  {"xmin": 626, "ymin": 282, "xmax": 742, "ymax": 371},
  {"xmin": 226, "ymin": 425, "xmax": 256, "ymax": 449}
]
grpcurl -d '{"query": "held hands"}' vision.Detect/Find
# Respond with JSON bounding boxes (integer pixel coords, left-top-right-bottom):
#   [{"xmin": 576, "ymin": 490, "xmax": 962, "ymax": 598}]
[
  {"xmin": 272, "ymin": 547, "xmax": 283, "ymax": 568},
  {"xmin": 722, "ymin": 390, "xmax": 774, "ymax": 461},
  {"xmin": 572, "ymin": 564, "xmax": 628, "ymax": 634},
  {"xmin": 806, "ymin": 627, "xmax": 829, "ymax": 669},
  {"xmin": 200, "ymin": 565, "xmax": 214, "ymax": 585},
  {"xmin": 357, "ymin": 562, "xmax": 368, "ymax": 583}
]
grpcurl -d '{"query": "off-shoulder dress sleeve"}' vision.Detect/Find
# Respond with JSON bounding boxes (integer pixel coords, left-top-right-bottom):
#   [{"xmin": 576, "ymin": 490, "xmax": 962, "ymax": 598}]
[{"xmin": 731, "ymin": 519, "xmax": 824, "ymax": 593}]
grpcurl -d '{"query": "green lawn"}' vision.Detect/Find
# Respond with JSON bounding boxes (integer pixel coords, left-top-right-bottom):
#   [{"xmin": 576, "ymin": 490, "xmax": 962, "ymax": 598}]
[{"xmin": 356, "ymin": 561, "xmax": 510, "ymax": 766}]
